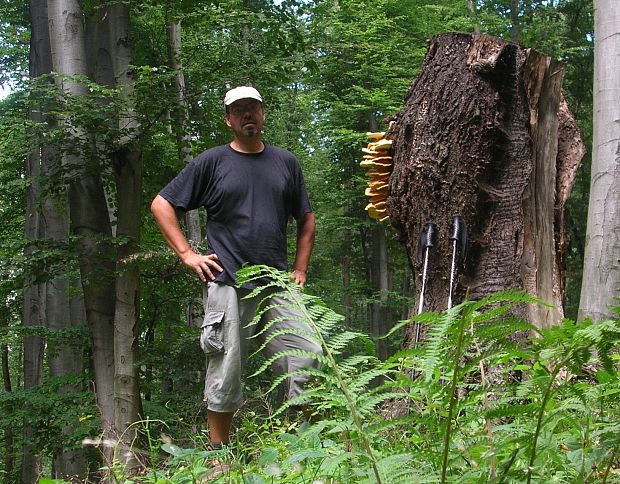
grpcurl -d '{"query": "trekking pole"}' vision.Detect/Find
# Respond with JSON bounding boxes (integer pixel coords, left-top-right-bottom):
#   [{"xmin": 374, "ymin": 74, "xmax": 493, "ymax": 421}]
[
  {"xmin": 447, "ymin": 215, "xmax": 468, "ymax": 310},
  {"xmin": 413, "ymin": 222, "xmax": 438, "ymax": 345}
]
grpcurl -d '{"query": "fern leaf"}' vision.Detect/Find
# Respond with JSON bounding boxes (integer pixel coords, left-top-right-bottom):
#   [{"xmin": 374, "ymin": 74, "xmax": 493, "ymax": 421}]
[{"xmin": 249, "ymin": 349, "xmax": 329, "ymax": 378}]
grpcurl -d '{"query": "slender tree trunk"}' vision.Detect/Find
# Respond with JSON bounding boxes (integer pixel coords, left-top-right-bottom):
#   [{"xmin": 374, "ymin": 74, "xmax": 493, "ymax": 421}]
[
  {"xmin": 467, "ymin": 0, "xmax": 480, "ymax": 33},
  {"xmin": 343, "ymin": 228, "xmax": 353, "ymax": 326},
  {"xmin": 2, "ymin": 341, "xmax": 14, "ymax": 479},
  {"xmin": 165, "ymin": 9, "xmax": 202, "ymax": 327},
  {"xmin": 47, "ymin": 0, "xmax": 117, "ymax": 466},
  {"xmin": 104, "ymin": 2, "xmax": 144, "ymax": 470},
  {"xmin": 22, "ymin": 2, "xmax": 52, "ymax": 480},
  {"xmin": 370, "ymin": 225, "xmax": 391, "ymax": 361},
  {"xmin": 44, "ymin": 182, "xmax": 87, "ymax": 479},
  {"xmin": 579, "ymin": 0, "xmax": 620, "ymax": 321},
  {"xmin": 510, "ymin": 0, "xmax": 520, "ymax": 43},
  {"xmin": 34, "ymin": 5, "xmax": 88, "ymax": 471},
  {"xmin": 367, "ymin": 114, "xmax": 392, "ymax": 359}
]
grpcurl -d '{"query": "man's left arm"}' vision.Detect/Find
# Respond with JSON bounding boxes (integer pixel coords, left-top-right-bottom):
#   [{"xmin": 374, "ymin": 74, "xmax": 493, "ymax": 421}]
[{"xmin": 292, "ymin": 212, "xmax": 316, "ymax": 286}]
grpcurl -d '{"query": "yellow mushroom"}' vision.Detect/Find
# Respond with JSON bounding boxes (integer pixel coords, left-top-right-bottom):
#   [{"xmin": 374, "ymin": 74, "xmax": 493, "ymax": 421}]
[
  {"xmin": 368, "ymin": 139, "xmax": 392, "ymax": 151},
  {"xmin": 366, "ymin": 131, "xmax": 386, "ymax": 140},
  {"xmin": 360, "ymin": 158, "xmax": 392, "ymax": 167}
]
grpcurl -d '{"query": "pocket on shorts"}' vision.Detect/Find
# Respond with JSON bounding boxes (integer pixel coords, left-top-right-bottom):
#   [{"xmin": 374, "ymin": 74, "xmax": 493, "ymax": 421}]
[{"xmin": 200, "ymin": 310, "xmax": 226, "ymax": 355}]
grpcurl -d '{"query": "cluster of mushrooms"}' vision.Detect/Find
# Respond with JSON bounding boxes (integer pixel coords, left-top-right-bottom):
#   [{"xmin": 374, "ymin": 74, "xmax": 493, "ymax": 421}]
[{"xmin": 361, "ymin": 132, "xmax": 393, "ymax": 222}]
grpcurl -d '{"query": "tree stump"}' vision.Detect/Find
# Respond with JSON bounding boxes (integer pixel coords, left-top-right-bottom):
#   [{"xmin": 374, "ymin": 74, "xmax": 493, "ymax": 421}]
[{"xmin": 386, "ymin": 33, "xmax": 584, "ymax": 345}]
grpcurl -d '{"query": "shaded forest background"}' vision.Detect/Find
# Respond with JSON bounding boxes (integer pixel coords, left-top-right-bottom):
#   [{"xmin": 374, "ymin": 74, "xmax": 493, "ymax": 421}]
[{"xmin": 0, "ymin": 0, "xmax": 597, "ymax": 481}]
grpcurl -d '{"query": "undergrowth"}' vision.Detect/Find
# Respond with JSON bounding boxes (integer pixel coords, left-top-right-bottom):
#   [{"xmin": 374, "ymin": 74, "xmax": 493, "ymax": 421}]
[{"xmin": 44, "ymin": 266, "xmax": 620, "ymax": 483}]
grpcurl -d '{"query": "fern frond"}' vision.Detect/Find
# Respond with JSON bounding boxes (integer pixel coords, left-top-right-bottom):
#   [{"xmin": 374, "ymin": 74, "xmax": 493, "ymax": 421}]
[
  {"xmin": 471, "ymin": 289, "xmax": 545, "ymax": 312},
  {"xmin": 263, "ymin": 368, "xmax": 337, "ymax": 394},
  {"xmin": 325, "ymin": 331, "xmax": 369, "ymax": 355},
  {"xmin": 472, "ymin": 316, "xmax": 534, "ymax": 341},
  {"xmin": 374, "ymin": 453, "xmax": 416, "ymax": 482},
  {"xmin": 354, "ymin": 393, "xmax": 409, "ymax": 418},
  {"xmin": 249, "ymin": 326, "xmax": 320, "ymax": 356},
  {"xmin": 337, "ymin": 355, "xmax": 380, "ymax": 375},
  {"xmin": 420, "ymin": 308, "xmax": 461, "ymax": 382},
  {"xmin": 237, "ymin": 265, "xmax": 404, "ymax": 483},
  {"xmin": 347, "ymin": 368, "xmax": 394, "ymax": 392},
  {"xmin": 249, "ymin": 349, "xmax": 329, "ymax": 378},
  {"xmin": 485, "ymin": 402, "xmax": 539, "ymax": 420}
]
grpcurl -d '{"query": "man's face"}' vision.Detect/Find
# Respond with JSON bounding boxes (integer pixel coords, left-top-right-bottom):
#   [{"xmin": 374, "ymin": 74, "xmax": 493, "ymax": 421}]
[{"xmin": 225, "ymin": 99, "xmax": 265, "ymax": 138}]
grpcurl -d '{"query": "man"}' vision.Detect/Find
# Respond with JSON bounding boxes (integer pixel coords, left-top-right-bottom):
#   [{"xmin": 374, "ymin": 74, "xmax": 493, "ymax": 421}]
[{"xmin": 150, "ymin": 86, "xmax": 321, "ymax": 452}]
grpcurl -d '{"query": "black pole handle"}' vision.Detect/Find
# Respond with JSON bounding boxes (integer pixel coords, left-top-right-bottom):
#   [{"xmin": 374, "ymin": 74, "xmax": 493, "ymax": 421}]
[
  {"xmin": 450, "ymin": 215, "xmax": 468, "ymax": 263},
  {"xmin": 417, "ymin": 222, "xmax": 438, "ymax": 265}
]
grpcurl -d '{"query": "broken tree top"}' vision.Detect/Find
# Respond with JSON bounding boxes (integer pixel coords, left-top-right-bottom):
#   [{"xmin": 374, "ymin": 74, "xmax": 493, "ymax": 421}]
[{"xmin": 385, "ymin": 32, "xmax": 584, "ymax": 330}]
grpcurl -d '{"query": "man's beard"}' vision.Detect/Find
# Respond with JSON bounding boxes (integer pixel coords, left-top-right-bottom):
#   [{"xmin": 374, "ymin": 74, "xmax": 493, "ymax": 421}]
[{"xmin": 242, "ymin": 124, "xmax": 259, "ymax": 137}]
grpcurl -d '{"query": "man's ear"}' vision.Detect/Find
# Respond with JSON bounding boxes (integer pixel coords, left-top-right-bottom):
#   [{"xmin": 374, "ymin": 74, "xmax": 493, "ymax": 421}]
[{"xmin": 224, "ymin": 114, "xmax": 232, "ymax": 128}]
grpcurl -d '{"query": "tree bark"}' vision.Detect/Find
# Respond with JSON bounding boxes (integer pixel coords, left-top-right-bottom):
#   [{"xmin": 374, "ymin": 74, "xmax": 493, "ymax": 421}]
[
  {"xmin": 578, "ymin": 0, "xmax": 620, "ymax": 322},
  {"xmin": 343, "ymin": 227, "xmax": 353, "ymax": 326},
  {"xmin": 47, "ymin": 0, "xmax": 117, "ymax": 465},
  {"xmin": 367, "ymin": 114, "xmax": 392, "ymax": 359},
  {"xmin": 34, "ymin": 5, "xmax": 88, "ymax": 470},
  {"xmin": 370, "ymin": 225, "xmax": 391, "ymax": 361},
  {"xmin": 467, "ymin": 0, "xmax": 480, "ymax": 34},
  {"xmin": 99, "ymin": 2, "xmax": 145, "ymax": 470},
  {"xmin": 387, "ymin": 33, "xmax": 584, "ymax": 345},
  {"xmin": 510, "ymin": 0, "xmax": 520, "ymax": 43},
  {"xmin": 22, "ymin": 1, "xmax": 52, "ymax": 480},
  {"xmin": 165, "ymin": 10, "xmax": 202, "ymax": 329},
  {"xmin": 2, "ymin": 341, "xmax": 14, "ymax": 480},
  {"xmin": 44, "ymin": 171, "xmax": 88, "ymax": 480}
]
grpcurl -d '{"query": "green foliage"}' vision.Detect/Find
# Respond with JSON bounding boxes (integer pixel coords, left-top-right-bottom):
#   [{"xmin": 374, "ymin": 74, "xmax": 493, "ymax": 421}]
[
  {"xmin": 0, "ymin": 0, "xmax": 597, "ymax": 479},
  {"xmin": 62, "ymin": 268, "xmax": 620, "ymax": 482}
]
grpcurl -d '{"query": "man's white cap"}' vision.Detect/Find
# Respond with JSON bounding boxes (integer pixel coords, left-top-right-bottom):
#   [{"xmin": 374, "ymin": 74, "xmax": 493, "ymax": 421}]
[{"xmin": 224, "ymin": 86, "xmax": 263, "ymax": 106}]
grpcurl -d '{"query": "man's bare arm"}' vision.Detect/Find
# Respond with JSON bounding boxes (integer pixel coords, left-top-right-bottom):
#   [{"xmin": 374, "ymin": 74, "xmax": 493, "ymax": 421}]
[
  {"xmin": 150, "ymin": 194, "xmax": 222, "ymax": 282},
  {"xmin": 292, "ymin": 212, "xmax": 316, "ymax": 286}
]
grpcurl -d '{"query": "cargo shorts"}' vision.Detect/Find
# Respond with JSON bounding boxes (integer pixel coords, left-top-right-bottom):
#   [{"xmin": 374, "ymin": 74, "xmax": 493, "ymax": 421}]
[{"xmin": 200, "ymin": 282, "xmax": 323, "ymax": 413}]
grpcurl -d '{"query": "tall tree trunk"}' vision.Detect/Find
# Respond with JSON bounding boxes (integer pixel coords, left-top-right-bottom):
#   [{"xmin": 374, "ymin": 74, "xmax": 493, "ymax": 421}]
[
  {"xmin": 47, "ymin": 0, "xmax": 117, "ymax": 466},
  {"xmin": 22, "ymin": 1, "xmax": 52, "ymax": 480},
  {"xmin": 370, "ymin": 225, "xmax": 391, "ymax": 361},
  {"xmin": 367, "ymin": 114, "xmax": 392, "ymax": 359},
  {"xmin": 2, "ymin": 341, "xmax": 14, "ymax": 479},
  {"xmin": 34, "ymin": 5, "xmax": 87, "ymax": 473},
  {"xmin": 467, "ymin": 0, "xmax": 480, "ymax": 34},
  {"xmin": 105, "ymin": 2, "xmax": 144, "ymax": 470},
  {"xmin": 510, "ymin": 0, "xmax": 520, "ymax": 43},
  {"xmin": 579, "ymin": 1, "xmax": 620, "ymax": 321},
  {"xmin": 43, "ymin": 159, "xmax": 87, "ymax": 479},
  {"xmin": 343, "ymin": 228, "xmax": 353, "ymax": 326},
  {"xmin": 387, "ymin": 33, "xmax": 584, "ymax": 343},
  {"xmin": 165, "ymin": 9, "xmax": 202, "ymax": 327}
]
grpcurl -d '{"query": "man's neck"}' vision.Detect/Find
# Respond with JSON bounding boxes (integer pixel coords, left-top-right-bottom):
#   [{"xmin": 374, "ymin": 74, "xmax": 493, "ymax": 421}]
[{"xmin": 230, "ymin": 138, "xmax": 264, "ymax": 154}]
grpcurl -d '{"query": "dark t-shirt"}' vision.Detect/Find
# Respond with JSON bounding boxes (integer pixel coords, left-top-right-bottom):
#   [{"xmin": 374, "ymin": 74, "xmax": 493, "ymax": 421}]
[{"xmin": 159, "ymin": 144, "xmax": 312, "ymax": 286}]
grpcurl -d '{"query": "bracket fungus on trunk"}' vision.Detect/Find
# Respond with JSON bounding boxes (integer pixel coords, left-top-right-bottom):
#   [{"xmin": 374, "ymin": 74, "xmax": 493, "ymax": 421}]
[{"xmin": 361, "ymin": 132, "xmax": 393, "ymax": 222}]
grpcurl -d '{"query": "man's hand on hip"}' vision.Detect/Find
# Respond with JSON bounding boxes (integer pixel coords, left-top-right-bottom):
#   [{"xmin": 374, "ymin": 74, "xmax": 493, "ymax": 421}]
[{"xmin": 181, "ymin": 250, "xmax": 222, "ymax": 283}]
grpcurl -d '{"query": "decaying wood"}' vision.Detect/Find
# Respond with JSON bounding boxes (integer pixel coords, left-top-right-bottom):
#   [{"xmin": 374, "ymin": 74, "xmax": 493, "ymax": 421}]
[{"xmin": 386, "ymin": 33, "xmax": 584, "ymax": 342}]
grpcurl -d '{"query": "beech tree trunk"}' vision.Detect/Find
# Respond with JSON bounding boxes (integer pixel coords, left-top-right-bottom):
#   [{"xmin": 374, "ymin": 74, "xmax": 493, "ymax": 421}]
[
  {"xmin": 22, "ymin": 2, "xmax": 52, "ymax": 480},
  {"xmin": 32, "ymin": 5, "xmax": 88, "ymax": 476},
  {"xmin": 47, "ymin": 0, "xmax": 117, "ymax": 465},
  {"xmin": 370, "ymin": 225, "xmax": 391, "ymax": 361},
  {"xmin": 42, "ymin": 138, "xmax": 87, "ymax": 478},
  {"xmin": 367, "ymin": 113, "xmax": 392, "ymax": 360},
  {"xmin": 386, "ymin": 33, "xmax": 584, "ymax": 346},
  {"xmin": 101, "ymin": 2, "xmax": 145, "ymax": 470},
  {"xmin": 579, "ymin": 0, "xmax": 620, "ymax": 322},
  {"xmin": 2, "ymin": 338, "xmax": 14, "ymax": 480},
  {"xmin": 166, "ymin": 11, "xmax": 203, "ymax": 330}
]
